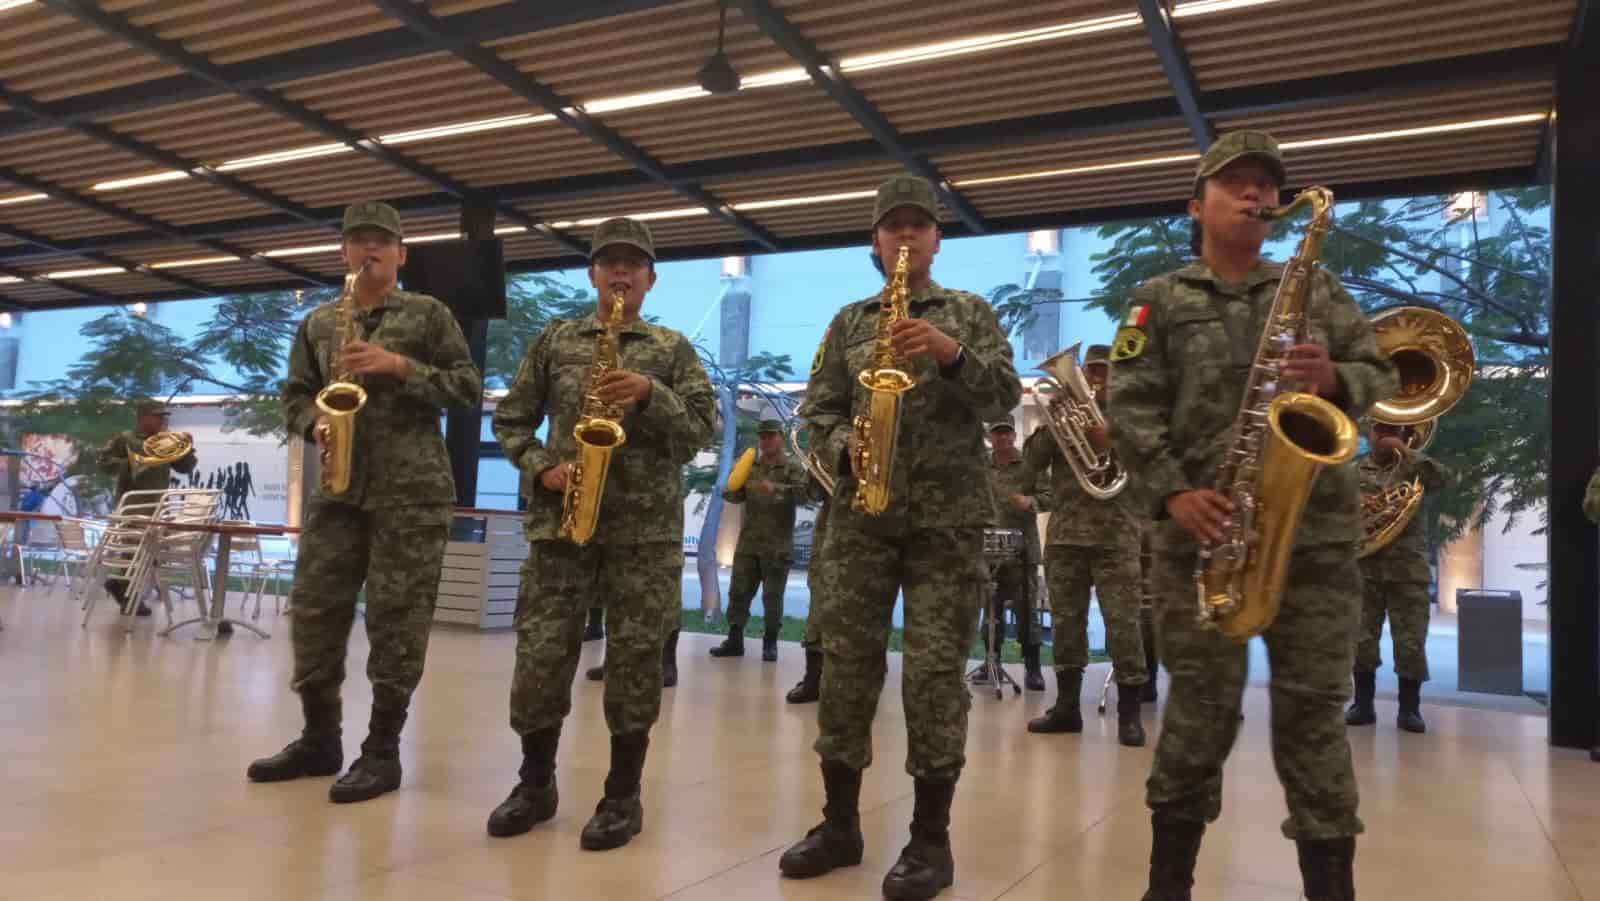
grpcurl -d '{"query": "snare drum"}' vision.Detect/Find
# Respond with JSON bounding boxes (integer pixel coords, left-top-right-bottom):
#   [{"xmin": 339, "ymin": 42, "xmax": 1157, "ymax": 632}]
[{"xmin": 982, "ymin": 528, "xmax": 1023, "ymax": 563}]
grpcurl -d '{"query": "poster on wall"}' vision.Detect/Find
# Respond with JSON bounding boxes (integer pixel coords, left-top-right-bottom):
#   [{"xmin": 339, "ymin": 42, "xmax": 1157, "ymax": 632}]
[
  {"xmin": 178, "ymin": 412, "xmax": 291, "ymax": 525},
  {"xmin": 18, "ymin": 433, "xmax": 89, "ymax": 516}
]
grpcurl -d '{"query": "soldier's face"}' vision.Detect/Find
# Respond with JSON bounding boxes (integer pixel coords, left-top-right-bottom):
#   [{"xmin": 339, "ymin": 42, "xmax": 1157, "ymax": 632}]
[
  {"xmin": 343, "ymin": 228, "xmax": 406, "ymax": 284},
  {"xmin": 990, "ymin": 428, "xmax": 1015, "ymax": 452},
  {"xmin": 137, "ymin": 413, "xmax": 167, "ymax": 436},
  {"xmin": 872, "ymin": 208, "xmax": 940, "ymax": 277},
  {"xmin": 758, "ymin": 432, "xmax": 782, "ymax": 456},
  {"xmin": 1188, "ymin": 159, "xmax": 1278, "ymax": 253},
  {"xmin": 590, "ymin": 246, "xmax": 656, "ymax": 319},
  {"xmin": 1085, "ymin": 364, "xmax": 1108, "ymax": 392}
]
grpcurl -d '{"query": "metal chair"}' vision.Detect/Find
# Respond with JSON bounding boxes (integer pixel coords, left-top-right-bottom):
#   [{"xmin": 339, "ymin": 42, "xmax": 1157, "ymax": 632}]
[
  {"xmin": 143, "ymin": 491, "xmax": 225, "ymax": 634},
  {"xmin": 251, "ymin": 533, "xmax": 298, "ymax": 619},
  {"xmin": 80, "ymin": 490, "xmax": 168, "ymax": 630}
]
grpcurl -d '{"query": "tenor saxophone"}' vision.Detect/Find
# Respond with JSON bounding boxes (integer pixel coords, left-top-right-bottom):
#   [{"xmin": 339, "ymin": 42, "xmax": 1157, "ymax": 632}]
[
  {"xmin": 315, "ymin": 265, "xmax": 369, "ymax": 496},
  {"xmin": 1194, "ymin": 187, "xmax": 1359, "ymax": 640},
  {"xmin": 559, "ymin": 291, "xmax": 628, "ymax": 545},
  {"xmin": 851, "ymin": 246, "xmax": 915, "ymax": 514}
]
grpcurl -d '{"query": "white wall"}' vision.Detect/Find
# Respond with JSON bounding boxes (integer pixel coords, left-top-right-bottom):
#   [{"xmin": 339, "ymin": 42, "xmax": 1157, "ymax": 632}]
[{"xmin": 1480, "ymin": 497, "xmax": 1549, "ymax": 620}]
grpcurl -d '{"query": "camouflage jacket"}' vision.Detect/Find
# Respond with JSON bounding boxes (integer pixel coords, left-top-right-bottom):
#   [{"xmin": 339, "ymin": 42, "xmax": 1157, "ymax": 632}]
[
  {"xmin": 1586, "ymin": 467, "xmax": 1600, "ymax": 525},
  {"xmin": 1021, "ymin": 428, "xmax": 1137, "ymax": 548},
  {"xmin": 988, "ymin": 450, "xmax": 1044, "ymax": 562},
  {"xmin": 800, "ymin": 280, "xmax": 1022, "ymax": 535},
  {"xmin": 98, "ymin": 430, "xmax": 198, "ymax": 505},
  {"xmin": 725, "ymin": 453, "xmax": 806, "ymax": 556},
  {"xmin": 1108, "ymin": 260, "xmax": 1397, "ymax": 552},
  {"xmin": 1359, "ymin": 448, "xmax": 1450, "ymax": 583},
  {"xmin": 283, "ymin": 289, "xmax": 481, "ymax": 510},
  {"xmin": 493, "ymin": 313, "xmax": 716, "ymax": 545}
]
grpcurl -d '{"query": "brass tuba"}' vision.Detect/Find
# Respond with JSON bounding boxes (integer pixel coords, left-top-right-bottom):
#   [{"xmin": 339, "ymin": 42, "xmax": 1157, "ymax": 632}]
[
  {"xmin": 850, "ymin": 245, "xmax": 915, "ymax": 514},
  {"xmin": 129, "ymin": 430, "xmax": 194, "ymax": 477},
  {"xmin": 1195, "ymin": 187, "xmax": 1360, "ymax": 641},
  {"xmin": 559, "ymin": 291, "xmax": 628, "ymax": 545},
  {"xmin": 1358, "ymin": 307, "xmax": 1473, "ymax": 557},
  {"xmin": 315, "ymin": 265, "xmax": 370, "ymax": 496},
  {"xmin": 1036, "ymin": 342, "xmax": 1127, "ymax": 500}
]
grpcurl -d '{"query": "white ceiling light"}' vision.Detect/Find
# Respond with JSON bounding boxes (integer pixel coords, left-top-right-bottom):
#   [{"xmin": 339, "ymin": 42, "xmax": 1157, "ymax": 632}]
[
  {"xmin": 379, "ymin": 114, "xmax": 556, "ymax": 146},
  {"xmin": 260, "ymin": 243, "xmax": 342, "ymax": 259},
  {"xmin": 91, "ymin": 170, "xmax": 191, "ymax": 192},
  {"xmin": 0, "ymin": 276, "xmax": 22, "ymax": 285},
  {"xmin": 580, "ymin": 86, "xmax": 712, "ymax": 116},
  {"xmin": 148, "ymin": 255, "xmax": 240, "ymax": 269},
  {"xmin": 44, "ymin": 266, "xmax": 126, "ymax": 279},
  {"xmin": 216, "ymin": 143, "xmax": 352, "ymax": 172},
  {"xmin": 1279, "ymin": 113, "xmax": 1548, "ymax": 150},
  {"xmin": 733, "ymin": 189, "xmax": 876, "ymax": 211},
  {"xmin": 838, "ymin": 15, "xmax": 1141, "ymax": 73},
  {"xmin": 955, "ymin": 152, "xmax": 1201, "ymax": 187},
  {"xmin": 1171, "ymin": 0, "xmax": 1288, "ymax": 17},
  {"xmin": 0, "ymin": 0, "xmax": 36, "ymax": 11},
  {"xmin": 0, "ymin": 192, "xmax": 47, "ymax": 206}
]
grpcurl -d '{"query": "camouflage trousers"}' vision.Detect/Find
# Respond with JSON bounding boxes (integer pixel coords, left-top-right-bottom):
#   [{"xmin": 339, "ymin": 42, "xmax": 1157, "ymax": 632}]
[
  {"xmin": 815, "ymin": 522, "xmax": 985, "ymax": 780},
  {"xmin": 1147, "ymin": 541, "xmax": 1364, "ymax": 841},
  {"xmin": 1044, "ymin": 543, "xmax": 1147, "ymax": 684},
  {"xmin": 726, "ymin": 551, "xmax": 792, "ymax": 632},
  {"xmin": 802, "ymin": 557, "xmax": 828, "ymax": 650},
  {"xmin": 987, "ymin": 561, "xmax": 1037, "ymax": 647},
  {"xmin": 1355, "ymin": 577, "xmax": 1432, "ymax": 682},
  {"xmin": 510, "ymin": 540, "xmax": 679, "ymax": 737},
  {"xmin": 289, "ymin": 500, "xmax": 450, "ymax": 716}
]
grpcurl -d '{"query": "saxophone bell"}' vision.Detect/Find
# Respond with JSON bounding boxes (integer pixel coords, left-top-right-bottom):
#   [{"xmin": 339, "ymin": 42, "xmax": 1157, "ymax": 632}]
[
  {"xmin": 559, "ymin": 290, "xmax": 629, "ymax": 545},
  {"xmin": 850, "ymin": 246, "xmax": 914, "ymax": 515}
]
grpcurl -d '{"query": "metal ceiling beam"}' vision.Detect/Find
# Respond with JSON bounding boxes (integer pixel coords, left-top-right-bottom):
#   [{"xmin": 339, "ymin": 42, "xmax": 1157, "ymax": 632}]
[
  {"xmin": 38, "ymin": 0, "xmax": 591, "ymax": 261},
  {"xmin": 368, "ymin": 0, "xmax": 781, "ymax": 252},
  {"xmin": 735, "ymin": 0, "xmax": 988, "ymax": 234},
  {"xmin": 0, "ymin": 44, "xmax": 1561, "ymax": 265},
  {"xmin": 6, "ymin": 165, "xmax": 1537, "ymax": 313},
  {"xmin": 0, "ymin": 0, "xmax": 683, "ymax": 140},
  {"xmin": 0, "ymin": 165, "xmax": 330, "ymax": 289},
  {"xmin": 1136, "ymin": 0, "xmax": 1214, "ymax": 150}
]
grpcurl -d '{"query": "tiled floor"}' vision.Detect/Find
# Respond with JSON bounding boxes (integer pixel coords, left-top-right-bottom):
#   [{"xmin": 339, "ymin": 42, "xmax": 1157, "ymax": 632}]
[{"xmin": 2, "ymin": 584, "xmax": 1596, "ymax": 901}]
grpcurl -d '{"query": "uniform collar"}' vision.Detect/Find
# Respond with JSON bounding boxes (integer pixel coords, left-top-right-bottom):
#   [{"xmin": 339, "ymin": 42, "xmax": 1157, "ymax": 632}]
[
  {"xmin": 990, "ymin": 450, "xmax": 1023, "ymax": 468},
  {"xmin": 867, "ymin": 279, "xmax": 947, "ymax": 308},
  {"xmin": 1175, "ymin": 259, "xmax": 1282, "ymax": 294},
  {"xmin": 575, "ymin": 311, "xmax": 652, "ymax": 337},
  {"xmin": 354, "ymin": 287, "xmax": 406, "ymax": 311}
]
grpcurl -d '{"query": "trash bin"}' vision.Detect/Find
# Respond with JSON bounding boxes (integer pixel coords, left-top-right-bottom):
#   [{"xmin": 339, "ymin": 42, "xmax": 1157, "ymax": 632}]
[{"xmin": 1456, "ymin": 588, "xmax": 1523, "ymax": 695}]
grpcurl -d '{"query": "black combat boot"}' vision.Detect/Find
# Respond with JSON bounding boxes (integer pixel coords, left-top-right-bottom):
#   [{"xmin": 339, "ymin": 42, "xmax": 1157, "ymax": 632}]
[
  {"xmin": 586, "ymin": 661, "xmax": 606, "ymax": 682},
  {"xmin": 488, "ymin": 727, "xmax": 561, "ymax": 837},
  {"xmin": 763, "ymin": 628, "xmax": 780, "ymax": 662},
  {"xmin": 709, "ymin": 623, "xmax": 745, "ymax": 657},
  {"xmin": 786, "ymin": 648, "xmax": 823, "ymax": 704},
  {"xmin": 247, "ymin": 693, "xmax": 343, "ymax": 782},
  {"xmin": 1141, "ymin": 612, "xmax": 1160, "ymax": 703},
  {"xmin": 1142, "ymin": 813, "xmax": 1205, "ymax": 901},
  {"xmin": 1022, "ymin": 644, "xmax": 1046, "ymax": 692},
  {"xmin": 581, "ymin": 732, "xmax": 649, "ymax": 850},
  {"xmin": 662, "ymin": 629, "xmax": 680, "ymax": 687},
  {"xmin": 328, "ymin": 706, "xmax": 405, "ymax": 803},
  {"xmin": 1028, "ymin": 668, "xmax": 1083, "ymax": 734},
  {"xmin": 1345, "ymin": 671, "xmax": 1377, "ymax": 726},
  {"xmin": 1296, "ymin": 836, "xmax": 1356, "ymax": 901},
  {"xmin": 882, "ymin": 778, "xmax": 956, "ymax": 901},
  {"xmin": 583, "ymin": 607, "xmax": 605, "ymax": 642},
  {"xmin": 1396, "ymin": 678, "xmax": 1426, "ymax": 734},
  {"xmin": 1117, "ymin": 682, "xmax": 1147, "ymax": 747},
  {"xmin": 779, "ymin": 761, "xmax": 864, "ymax": 878}
]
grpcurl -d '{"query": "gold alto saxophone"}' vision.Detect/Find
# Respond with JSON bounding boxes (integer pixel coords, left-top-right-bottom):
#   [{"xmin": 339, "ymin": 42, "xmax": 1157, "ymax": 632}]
[
  {"xmin": 315, "ymin": 265, "xmax": 370, "ymax": 496},
  {"xmin": 1195, "ymin": 187, "xmax": 1359, "ymax": 640},
  {"xmin": 559, "ymin": 291, "xmax": 628, "ymax": 545},
  {"xmin": 851, "ymin": 245, "xmax": 915, "ymax": 514},
  {"xmin": 1036, "ymin": 342, "xmax": 1127, "ymax": 500}
]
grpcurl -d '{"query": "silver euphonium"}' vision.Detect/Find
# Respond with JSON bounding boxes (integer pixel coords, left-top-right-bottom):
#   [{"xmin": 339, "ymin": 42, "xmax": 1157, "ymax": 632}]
[
  {"xmin": 787, "ymin": 416, "xmax": 836, "ymax": 497},
  {"xmin": 1035, "ymin": 342, "xmax": 1127, "ymax": 500}
]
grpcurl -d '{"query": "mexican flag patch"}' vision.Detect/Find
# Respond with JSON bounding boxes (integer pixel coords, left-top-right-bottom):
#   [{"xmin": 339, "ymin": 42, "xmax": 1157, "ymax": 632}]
[{"xmin": 1123, "ymin": 304, "xmax": 1150, "ymax": 328}]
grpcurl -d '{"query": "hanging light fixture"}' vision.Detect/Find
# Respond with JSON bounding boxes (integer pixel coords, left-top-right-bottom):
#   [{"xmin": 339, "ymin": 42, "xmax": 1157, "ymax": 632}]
[{"xmin": 697, "ymin": 0, "xmax": 741, "ymax": 94}]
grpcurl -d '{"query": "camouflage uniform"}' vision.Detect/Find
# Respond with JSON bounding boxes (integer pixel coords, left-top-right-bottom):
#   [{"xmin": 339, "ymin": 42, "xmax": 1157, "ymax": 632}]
[
  {"xmin": 1024, "ymin": 426, "xmax": 1147, "ymax": 684},
  {"xmin": 282, "ymin": 278, "xmax": 480, "ymax": 738},
  {"xmin": 802, "ymin": 477, "xmax": 833, "ymax": 650},
  {"xmin": 802, "ymin": 275, "xmax": 1021, "ymax": 780},
  {"xmin": 1355, "ymin": 450, "xmax": 1449, "ymax": 681},
  {"xmin": 987, "ymin": 447, "xmax": 1041, "ymax": 649},
  {"xmin": 1587, "ymin": 468, "xmax": 1600, "ymax": 524},
  {"xmin": 723, "ymin": 449, "xmax": 807, "ymax": 632},
  {"xmin": 494, "ymin": 306, "xmax": 715, "ymax": 739},
  {"xmin": 1109, "ymin": 254, "xmax": 1396, "ymax": 840}
]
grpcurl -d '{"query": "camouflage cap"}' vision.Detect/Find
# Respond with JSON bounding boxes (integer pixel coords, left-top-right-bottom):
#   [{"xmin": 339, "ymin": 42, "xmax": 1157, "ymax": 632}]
[
  {"xmin": 342, "ymin": 201, "xmax": 404, "ymax": 238},
  {"xmin": 1194, "ymin": 130, "xmax": 1286, "ymax": 190},
  {"xmin": 987, "ymin": 420, "xmax": 1015, "ymax": 433},
  {"xmin": 1084, "ymin": 344, "xmax": 1112, "ymax": 365},
  {"xmin": 590, "ymin": 217, "xmax": 656, "ymax": 261},
  {"xmin": 872, "ymin": 175, "xmax": 941, "ymax": 228},
  {"xmin": 756, "ymin": 418, "xmax": 783, "ymax": 433}
]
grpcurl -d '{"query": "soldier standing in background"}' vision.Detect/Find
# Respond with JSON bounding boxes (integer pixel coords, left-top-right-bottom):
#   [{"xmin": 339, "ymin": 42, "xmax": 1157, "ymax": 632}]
[
  {"xmin": 710, "ymin": 418, "xmax": 806, "ymax": 662},
  {"xmin": 247, "ymin": 201, "xmax": 482, "ymax": 804},
  {"xmin": 1346, "ymin": 421, "xmax": 1451, "ymax": 734},
  {"xmin": 1109, "ymin": 132, "xmax": 1395, "ymax": 901},
  {"xmin": 1024, "ymin": 344, "xmax": 1148, "ymax": 746},
  {"xmin": 984, "ymin": 420, "xmax": 1046, "ymax": 690},
  {"xmin": 488, "ymin": 218, "xmax": 715, "ymax": 848},
  {"xmin": 98, "ymin": 402, "xmax": 198, "ymax": 616},
  {"xmin": 778, "ymin": 174, "xmax": 1021, "ymax": 901}
]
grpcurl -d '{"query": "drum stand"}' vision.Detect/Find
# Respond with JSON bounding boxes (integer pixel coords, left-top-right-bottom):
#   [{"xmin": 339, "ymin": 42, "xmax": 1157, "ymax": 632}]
[{"xmin": 967, "ymin": 566, "xmax": 1021, "ymax": 700}]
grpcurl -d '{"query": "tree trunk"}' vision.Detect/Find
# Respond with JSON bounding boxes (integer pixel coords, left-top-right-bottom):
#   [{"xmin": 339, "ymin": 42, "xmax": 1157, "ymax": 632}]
[{"xmin": 696, "ymin": 384, "xmax": 737, "ymax": 621}]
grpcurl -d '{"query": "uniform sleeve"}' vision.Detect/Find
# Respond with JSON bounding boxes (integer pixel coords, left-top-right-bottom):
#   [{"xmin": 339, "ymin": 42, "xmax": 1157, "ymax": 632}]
[
  {"xmin": 782, "ymin": 460, "xmax": 808, "ymax": 503},
  {"xmin": 1408, "ymin": 450, "xmax": 1451, "ymax": 492},
  {"xmin": 282, "ymin": 317, "xmax": 324, "ymax": 443},
  {"xmin": 1585, "ymin": 468, "xmax": 1600, "ymax": 525},
  {"xmin": 1022, "ymin": 429, "xmax": 1056, "ymax": 513},
  {"xmin": 1322, "ymin": 271, "xmax": 1398, "ymax": 418},
  {"xmin": 397, "ymin": 302, "xmax": 482, "ymax": 412},
  {"xmin": 798, "ymin": 309, "xmax": 855, "ymax": 482},
  {"xmin": 943, "ymin": 298, "xmax": 1022, "ymax": 421},
  {"xmin": 1108, "ymin": 284, "xmax": 1192, "ymax": 518},
  {"xmin": 492, "ymin": 322, "xmax": 557, "ymax": 478},
  {"xmin": 633, "ymin": 334, "xmax": 716, "ymax": 465}
]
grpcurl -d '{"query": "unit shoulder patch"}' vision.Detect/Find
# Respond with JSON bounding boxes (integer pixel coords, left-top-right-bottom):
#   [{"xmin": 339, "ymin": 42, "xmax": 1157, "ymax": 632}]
[{"xmin": 1109, "ymin": 326, "xmax": 1148, "ymax": 362}]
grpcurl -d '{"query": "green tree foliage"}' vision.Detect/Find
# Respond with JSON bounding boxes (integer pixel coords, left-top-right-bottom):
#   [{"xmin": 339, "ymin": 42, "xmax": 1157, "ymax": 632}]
[{"xmin": 484, "ymin": 275, "xmax": 596, "ymax": 389}]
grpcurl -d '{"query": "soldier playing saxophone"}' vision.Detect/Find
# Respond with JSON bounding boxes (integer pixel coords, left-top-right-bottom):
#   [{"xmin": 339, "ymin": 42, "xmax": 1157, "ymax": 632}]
[{"xmin": 1108, "ymin": 133, "xmax": 1395, "ymax": 901}]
